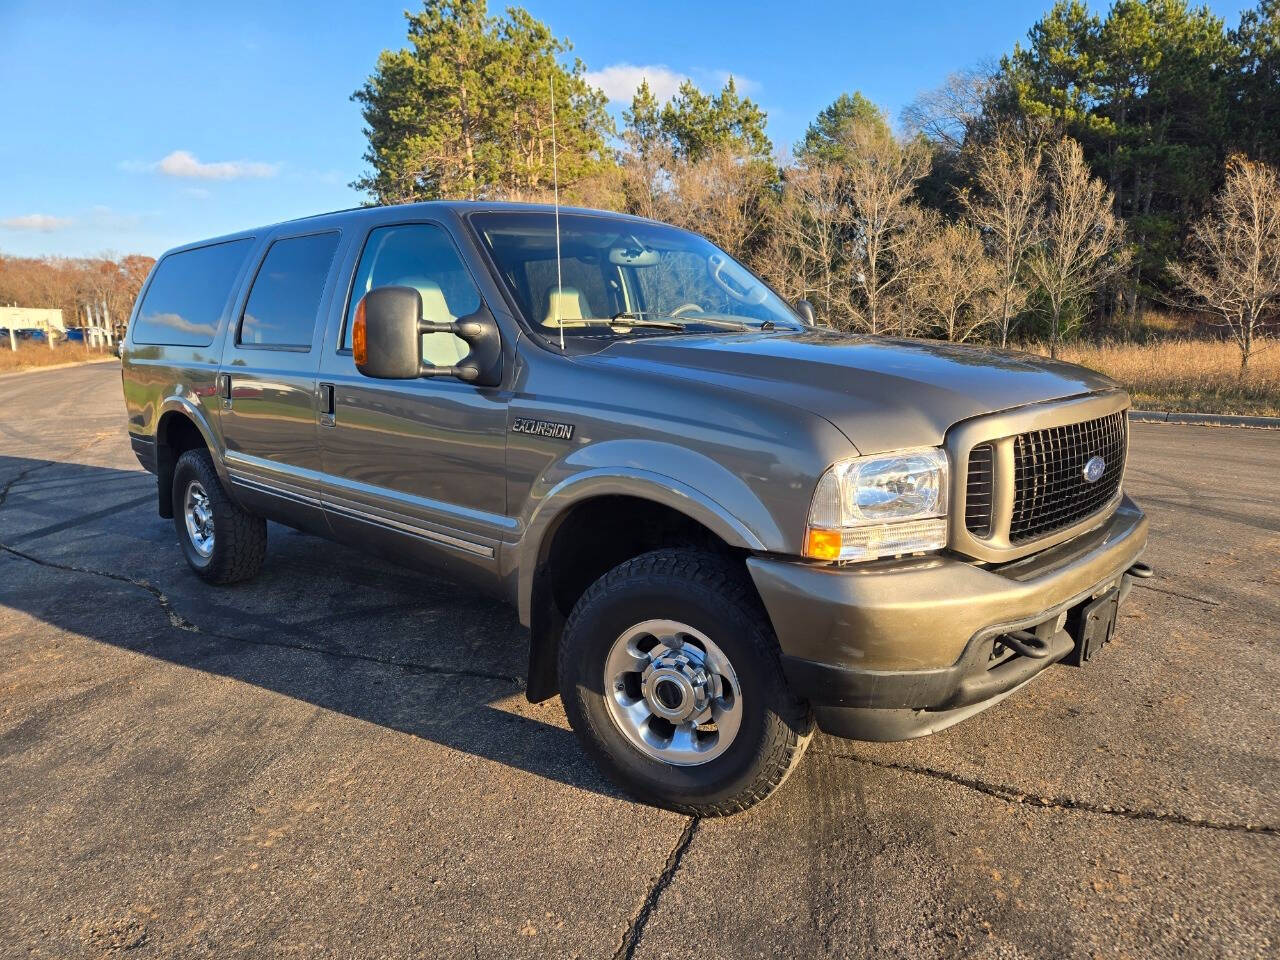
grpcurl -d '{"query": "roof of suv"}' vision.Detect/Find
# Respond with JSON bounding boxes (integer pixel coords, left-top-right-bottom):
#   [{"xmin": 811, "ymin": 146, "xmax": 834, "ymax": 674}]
[
  {"xmin": 286, "ymin": 200, "xmax": 659, "ymax": 225},
  {"xmin": 165, "ymin": 200, "xmax": 664, "ymax": 259}
]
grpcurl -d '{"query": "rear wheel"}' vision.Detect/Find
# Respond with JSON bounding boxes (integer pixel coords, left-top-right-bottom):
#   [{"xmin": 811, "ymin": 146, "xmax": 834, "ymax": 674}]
[
  {"xmin": 559, "ymin": 550, "xmax": 812, "ymax": 816},
  {"xmin": 171, "ymin": 449, "xmax": 266, "ymax": 584}
]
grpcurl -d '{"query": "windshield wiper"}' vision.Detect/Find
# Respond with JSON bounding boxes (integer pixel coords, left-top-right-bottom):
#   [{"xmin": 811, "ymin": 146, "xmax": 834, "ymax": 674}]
[
  {"xmin": 554, "ymin": 315, "xmax": 685, "ymax": 331},
  {"xmin": 612, "ymin": 311, "xmax": 749, "ymax": 331},
  {"xmin": 555, "ymin": 313, "xmax": 751, "ymax": 334}
]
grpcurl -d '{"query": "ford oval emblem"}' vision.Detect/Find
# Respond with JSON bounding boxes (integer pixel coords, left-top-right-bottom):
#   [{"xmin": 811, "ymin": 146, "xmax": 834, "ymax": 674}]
[{"xmin": 1083, "ymin": 455, "xmax": 1106, "ymax": 483}]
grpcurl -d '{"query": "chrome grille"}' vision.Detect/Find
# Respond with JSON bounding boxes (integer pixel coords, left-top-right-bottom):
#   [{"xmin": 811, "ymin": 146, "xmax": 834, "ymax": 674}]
[
  {"xmin": 965, "ymin": 444, "xmax": 994, "ymax": 537},
  {"xmin": 1009, "ymin": 411, "xmax": 1127, "ymax": 544}
]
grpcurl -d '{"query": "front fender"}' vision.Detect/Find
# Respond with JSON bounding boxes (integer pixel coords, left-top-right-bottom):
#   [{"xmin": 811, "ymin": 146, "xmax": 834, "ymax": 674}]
[{"xmin": 512, "ymin": 439, "xmax": 786, "ymax": 625}]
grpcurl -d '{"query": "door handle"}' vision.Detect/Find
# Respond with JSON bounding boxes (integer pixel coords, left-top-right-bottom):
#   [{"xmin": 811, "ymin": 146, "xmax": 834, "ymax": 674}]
[
  {"xmin": 319, "ymin": 382, "xmax": 336, "ymax": 427},
  {"xmin": 216, "ymin": 373, "xmax": 232, "ymax": 409}
]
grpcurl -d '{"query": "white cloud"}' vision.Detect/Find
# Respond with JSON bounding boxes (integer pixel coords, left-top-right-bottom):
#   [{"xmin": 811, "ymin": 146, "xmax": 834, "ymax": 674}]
[
  {"xmin": 583, "ymin": 64, "xmax": 690, "ymax": 104},
  {"xmin": 584, "ymin": 64, "xmax": 762, "ymax": 107},
  {"xmin": 121, "ymin": 150, "xmax": 279, "ymax": 181},
  {"xmin": 157, "ymin": 149, "xmax": 278, "ymax": 180},
  {"xmin": 1, "ymin": 213, "xmax": 73, "ymax": 231}
]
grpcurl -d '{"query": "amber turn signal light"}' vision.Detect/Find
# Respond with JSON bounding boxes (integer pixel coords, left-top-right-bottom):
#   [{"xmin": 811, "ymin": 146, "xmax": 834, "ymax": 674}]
[
  {"xmin": 803, "ymin": 528, "xmax": 842, "ymax": 561},
  {"xmin": 352, "ymin": 299, "xmax": 367, "ymax": 366}
]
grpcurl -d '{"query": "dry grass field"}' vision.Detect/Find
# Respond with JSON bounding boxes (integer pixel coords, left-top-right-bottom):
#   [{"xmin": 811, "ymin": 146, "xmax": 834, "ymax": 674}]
[
  {"xmin": 1025, "ymin": 339, "xmax": 1280, "ymax": 417},
  {"xmin": 0, "ymin": 341, "xmax": 113, "ymax": 374}
]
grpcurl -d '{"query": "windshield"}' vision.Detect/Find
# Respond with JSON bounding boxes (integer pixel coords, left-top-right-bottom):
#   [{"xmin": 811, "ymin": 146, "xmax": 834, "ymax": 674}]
[{"xmin": 469, "ymin": 211, "xmax": 802, "ymax": 337}]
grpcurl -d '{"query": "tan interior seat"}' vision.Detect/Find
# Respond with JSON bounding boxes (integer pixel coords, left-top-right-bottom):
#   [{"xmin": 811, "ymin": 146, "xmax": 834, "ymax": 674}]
[
  {"xmin": 543, "ymin": 286, "xmax": 589, "ymax": 327},
  {"xmin": 395, "ymin": 277, "xmax": 469, "ymax": 367}
]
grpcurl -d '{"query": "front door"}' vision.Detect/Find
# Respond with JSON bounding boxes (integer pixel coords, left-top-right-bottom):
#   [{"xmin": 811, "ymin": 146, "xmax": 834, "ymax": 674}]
[
  {"xmin": 218, "ymin": 229, "xmax": 344, "ymax": 534},
  {"xmin": 315, "ymin": 221, "xmax": 510, "ymax": 581}
]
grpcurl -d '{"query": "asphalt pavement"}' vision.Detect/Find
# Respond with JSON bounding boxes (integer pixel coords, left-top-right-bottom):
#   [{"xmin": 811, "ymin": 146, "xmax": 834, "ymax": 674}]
[{"xmin": 1, "ymin": 361, "xmax": 1276, "ymax": 959}]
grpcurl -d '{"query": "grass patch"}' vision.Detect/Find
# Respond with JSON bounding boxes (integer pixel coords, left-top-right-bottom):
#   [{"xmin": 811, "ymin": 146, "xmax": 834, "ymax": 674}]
[
  {"xmin": 1024, "ymin": 339, "xmax": 1280, "ymax": 417},
  {"xmin": 0, "ymin": 341, "xmax": 114, "ymax": 374}
]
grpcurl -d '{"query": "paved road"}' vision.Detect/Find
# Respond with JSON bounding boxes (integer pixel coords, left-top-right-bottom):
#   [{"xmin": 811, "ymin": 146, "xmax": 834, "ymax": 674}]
[{"xmin": 1, "ymin": 362, "xmax": 1276, "ymax": 959}]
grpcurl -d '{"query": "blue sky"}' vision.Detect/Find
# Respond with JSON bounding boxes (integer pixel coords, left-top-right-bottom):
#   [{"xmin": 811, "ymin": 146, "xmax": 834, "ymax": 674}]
[{"xmin": 0, "ymin": 0, "xmax": 1255, "ymax": 258}]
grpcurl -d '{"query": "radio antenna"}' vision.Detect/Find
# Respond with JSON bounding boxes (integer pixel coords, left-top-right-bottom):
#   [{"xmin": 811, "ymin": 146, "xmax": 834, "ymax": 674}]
[{"xmin": 551, "ymin": 73, "xmax": 565, "ymax": 351}]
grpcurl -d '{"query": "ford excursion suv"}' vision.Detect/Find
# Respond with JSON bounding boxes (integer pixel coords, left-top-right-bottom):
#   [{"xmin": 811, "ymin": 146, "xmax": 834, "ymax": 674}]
[{"xmin": 121, "ymin": 202, "xmax": 1150, "ymax": 815}]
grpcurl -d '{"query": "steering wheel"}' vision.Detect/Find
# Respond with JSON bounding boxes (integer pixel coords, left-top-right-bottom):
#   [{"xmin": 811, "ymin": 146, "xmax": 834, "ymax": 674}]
[{"xmin": 670, "ymin": 302, "xmax": 704, "ymax": 317}]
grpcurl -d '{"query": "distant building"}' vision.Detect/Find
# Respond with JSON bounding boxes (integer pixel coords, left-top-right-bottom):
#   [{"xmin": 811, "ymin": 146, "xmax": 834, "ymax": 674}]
[{"xmin": 0, "ymin": 306, "xmax": 66, "ymax": 334}]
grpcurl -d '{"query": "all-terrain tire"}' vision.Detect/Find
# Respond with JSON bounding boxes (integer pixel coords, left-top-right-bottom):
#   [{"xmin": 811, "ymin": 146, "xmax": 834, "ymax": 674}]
[
  {"xmin": 171, "ymin": 449, "xmax": 267, "ymax": 584},
  {"xmin": 558, "ymin": 549, "xmax": 813, "ymax": 816}
]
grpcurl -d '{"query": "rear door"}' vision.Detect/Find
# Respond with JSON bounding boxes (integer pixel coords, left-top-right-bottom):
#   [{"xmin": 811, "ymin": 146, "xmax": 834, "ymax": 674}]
[
  {"xmin": 315, "ymin": 219, "xmax": 510, "ymax": 580},
  {"xmin": 218, "ymin": 228, "xmax": 345, "ymax": 534}
]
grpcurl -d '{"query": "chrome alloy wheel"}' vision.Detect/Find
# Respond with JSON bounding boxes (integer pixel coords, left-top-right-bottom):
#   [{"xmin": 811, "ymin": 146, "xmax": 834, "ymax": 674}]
[
  {"xmin": 603, "ymin": 619, "xmax": 743, "ymax": 766},
  {"xmin": 183, "ymin": 480, "xmax": 215, "ymax": 558}
]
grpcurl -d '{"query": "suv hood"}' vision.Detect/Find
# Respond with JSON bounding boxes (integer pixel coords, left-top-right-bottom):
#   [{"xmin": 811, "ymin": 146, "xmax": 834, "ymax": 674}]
[{"xmin": 591, "ymin": 329, "xmax": 1120, "ymax": 454}]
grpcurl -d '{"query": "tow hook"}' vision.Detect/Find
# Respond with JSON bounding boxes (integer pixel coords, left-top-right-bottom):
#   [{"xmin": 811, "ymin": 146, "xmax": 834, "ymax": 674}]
[
  {"xmin": 1117, "ymin": 559, "xmax": 1154, "ymax": 609},
  {"xmin": 1001, "ymin": 629, "xmax": 1055, "ymax": 659}
]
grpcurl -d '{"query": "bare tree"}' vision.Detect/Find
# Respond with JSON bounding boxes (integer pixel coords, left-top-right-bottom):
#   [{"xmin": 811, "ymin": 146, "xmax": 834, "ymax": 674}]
[
  {"xmin": 1170, "ymin": 155, "xmax": 1280, "ymax": 375},
  {"xmin": 1025, "ymin": 138, "xmax": 1128, "ymax": 358},
  {"xmin": 842, "ymin": 123, "xmax": 932, "ymax": 335},
  {"xmin": 618, "ymin": 139, "xmax": 676, "ymax": 222},
  {"xmin": 900, "ymin": 65, "xmax": 996, "ymax": 152},
  {"xmin": 769, "ymin": 160, "xmax": 854, "ymax": 322},
  {"xmin": 912, "ymin": 219, "xmax": 1000, "ymax": 342},
  {"xmin": 0, "ymin": 253, "xmax": 155, "ymax": 340},
  {"xmin": 659, "ymin": 146, "xmax": 774, "ymax": 261},
  {"xmin": 959, "ymin": 127, "xmax": 1044, "ymax": 347}
]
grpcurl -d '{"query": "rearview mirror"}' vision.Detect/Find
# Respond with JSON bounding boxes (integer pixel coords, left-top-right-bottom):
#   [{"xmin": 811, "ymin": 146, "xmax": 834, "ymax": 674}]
[
  {"xmin": 795, "ymin": 299, "xmax": 817, "ymax": 326},
  {"xmin": 609, "ymin": 244, "xmax": 660, "ymax": 266},
  {"xmin": 353, "ymin": 285, "xmax": 502, "ymax": 387}
]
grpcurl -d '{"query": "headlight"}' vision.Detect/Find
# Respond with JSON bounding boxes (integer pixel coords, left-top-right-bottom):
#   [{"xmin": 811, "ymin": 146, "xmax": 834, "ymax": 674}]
[{"xmin": 804, "ymin": 448, "xmax": 949, "ymax": 562}]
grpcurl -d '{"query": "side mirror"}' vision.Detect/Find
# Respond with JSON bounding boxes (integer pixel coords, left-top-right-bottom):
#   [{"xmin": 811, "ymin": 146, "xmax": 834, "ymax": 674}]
[
  {"xmin": 795, "ymin": 299, "xmax": 817, "ymax": 326},
  {"xmin": 353, "ymin": 285, "xmax": 502, "ymax": 387}
]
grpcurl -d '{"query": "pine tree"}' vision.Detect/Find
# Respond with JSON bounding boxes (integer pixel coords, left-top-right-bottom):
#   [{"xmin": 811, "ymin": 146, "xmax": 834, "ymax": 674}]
[
  {"xmin": 656, "ymin": 77, "xmax": 771, "ymax": 162},
  {"xmin": 796, "ymin": 92, "xmax": 890, "ymax": 165},
  {"xmin": 1232, "ymin": 1, "xmax": 1280, "ymax": 164},
  {"xmin": 351, "ymin": 0, "xmax": 612, "ymax": 202}
]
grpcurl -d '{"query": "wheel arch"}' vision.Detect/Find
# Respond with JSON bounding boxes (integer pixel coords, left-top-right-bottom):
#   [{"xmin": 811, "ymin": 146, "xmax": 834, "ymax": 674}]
[
  {"xmin": 154, "ymin": 398, "xmax": 221, "ymax": 519},
  {"xmin": 518, "ymin": 466, "xmax": 775, "ymax": 704}
]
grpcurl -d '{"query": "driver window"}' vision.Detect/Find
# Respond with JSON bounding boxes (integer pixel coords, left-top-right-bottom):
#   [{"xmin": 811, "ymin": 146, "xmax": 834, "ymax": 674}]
[{"xmin": 344, "ymin": 224, "xmax": 481, "ymax": 367}]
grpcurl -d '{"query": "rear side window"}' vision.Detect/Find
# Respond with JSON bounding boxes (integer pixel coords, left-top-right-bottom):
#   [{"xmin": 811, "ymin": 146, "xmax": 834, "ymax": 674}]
[
  {"xmin": 132, "ymin": 238, "xmax": 252, "ymax": 346},
  {"xmin": 238, "ymin": 232, "xmax": 340, "ymax": 348}
]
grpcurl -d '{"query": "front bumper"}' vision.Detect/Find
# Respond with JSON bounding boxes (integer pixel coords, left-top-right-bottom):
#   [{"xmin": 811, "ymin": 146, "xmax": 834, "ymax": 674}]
[{"xmin": 747, "ymin": 495, "xmax": 1148, "ymax": 741}]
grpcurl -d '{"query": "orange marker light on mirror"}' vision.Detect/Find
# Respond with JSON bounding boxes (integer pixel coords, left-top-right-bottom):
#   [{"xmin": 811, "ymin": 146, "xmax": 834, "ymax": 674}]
[
  {"xmin": 803, "ymin": 528, "xmax": 842, "ymax": 561},
  {"xmin": 353, "ymin": 298, "xmax": 367, "ymax": 366}
]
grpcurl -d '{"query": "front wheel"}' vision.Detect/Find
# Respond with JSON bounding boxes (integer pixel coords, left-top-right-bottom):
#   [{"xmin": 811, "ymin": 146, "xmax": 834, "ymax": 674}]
[{"xmin": 558, "ymin": 550, "xmax": 813, "ymax": 816}]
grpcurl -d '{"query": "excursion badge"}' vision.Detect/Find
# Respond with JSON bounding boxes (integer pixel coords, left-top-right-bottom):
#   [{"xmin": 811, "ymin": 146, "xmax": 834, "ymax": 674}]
[{"xmin": 511, "ymin": 417, "xmax": 575, "ymax": 440}]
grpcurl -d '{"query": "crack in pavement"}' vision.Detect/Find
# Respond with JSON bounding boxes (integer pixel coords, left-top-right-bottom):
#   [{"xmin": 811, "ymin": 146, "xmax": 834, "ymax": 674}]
[
  {"xmin": 613, "ymin": 817, "xmax": 699, "ymax": 960},
  {"xmin": 0, "ymin": 433, "xmax": 115, "ymax": 508},
  {"xmin": 0, "ymin": 539, "xmax": 524, "ymax": 686},
  {"xmin": 0, "ymin": 442, "xmax": 522, "ymax": 688},
  {"xmin": 818, "ymin": 750, "xmax": 1278, "ymax": 836}
]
